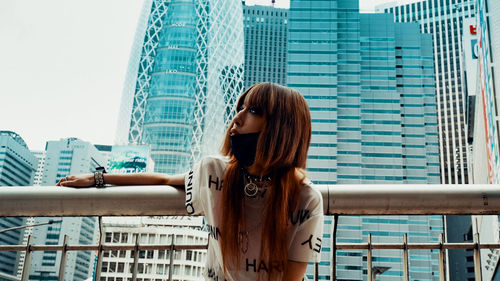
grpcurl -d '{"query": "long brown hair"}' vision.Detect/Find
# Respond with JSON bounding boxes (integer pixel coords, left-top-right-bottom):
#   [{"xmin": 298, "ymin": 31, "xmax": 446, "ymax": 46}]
[{"xmin": 220, "ymin": 82, "xmax": 312, "ymax": 280}]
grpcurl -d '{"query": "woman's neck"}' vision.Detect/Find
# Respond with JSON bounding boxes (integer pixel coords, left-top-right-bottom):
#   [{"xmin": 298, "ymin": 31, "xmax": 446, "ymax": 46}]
[{"xmin": 246, "ymin": 164, "xmax": 268, "ymax": 177}]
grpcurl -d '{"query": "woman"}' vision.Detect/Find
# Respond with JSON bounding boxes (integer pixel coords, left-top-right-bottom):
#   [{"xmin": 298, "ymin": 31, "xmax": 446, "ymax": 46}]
[{"xmin": 58, "ymin": 82, "xmax": 324, "ymax": 281}]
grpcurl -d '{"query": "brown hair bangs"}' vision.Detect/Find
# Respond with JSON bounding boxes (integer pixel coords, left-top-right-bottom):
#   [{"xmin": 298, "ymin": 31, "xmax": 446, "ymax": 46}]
[{"xmin": 223, "ymin": 82, "xmax": 312, "ymax": 171}]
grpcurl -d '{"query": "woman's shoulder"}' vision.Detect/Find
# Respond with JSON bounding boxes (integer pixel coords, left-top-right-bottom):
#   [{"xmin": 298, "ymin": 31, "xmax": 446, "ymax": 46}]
[
  {"xmin": 297, "ymin": 179, "xmax": 324, "ymax": 216},
  {"xmin": 198, "ymin": 155, "xmax": 229, "ymax": 171}
]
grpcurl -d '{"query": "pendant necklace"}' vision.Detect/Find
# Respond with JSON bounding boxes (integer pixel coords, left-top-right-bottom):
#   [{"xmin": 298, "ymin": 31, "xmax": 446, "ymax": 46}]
[
  {"xmin": 242, "ymin": 169, "xmax": 272, "ymax": 198},
  {"xmin": 238, "ymin": 220, "xmax": 261, "ymax": 254}
]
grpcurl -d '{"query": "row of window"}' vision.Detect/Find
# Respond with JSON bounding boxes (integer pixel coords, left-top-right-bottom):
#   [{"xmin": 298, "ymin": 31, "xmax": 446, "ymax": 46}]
[
  {"xmin": 101, "ymin": 262, "xmax": 203, "ymax": 277},
  {"xmin": 104, "ymin": 232, "xmax": 205, "ymax": 245}
]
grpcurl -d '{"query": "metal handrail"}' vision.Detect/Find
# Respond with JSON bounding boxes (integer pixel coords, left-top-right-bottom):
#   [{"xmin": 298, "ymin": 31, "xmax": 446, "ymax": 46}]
[
  {"xmin": 0, "ymin": 233, "xmax": 494, "ymax": 281},
  {"xmin": 1, "ymin": 184, "xmax": 500, "ymax": 216},
  {"xmin": 2, "ymin": 185, "xmax": 500, "ymax": 281}
]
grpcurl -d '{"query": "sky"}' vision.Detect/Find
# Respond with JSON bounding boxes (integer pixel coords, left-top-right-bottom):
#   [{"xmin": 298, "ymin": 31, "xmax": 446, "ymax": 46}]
[{"xmin": 0, "ymin": 0, "xmax": 414, "ymax": 151}]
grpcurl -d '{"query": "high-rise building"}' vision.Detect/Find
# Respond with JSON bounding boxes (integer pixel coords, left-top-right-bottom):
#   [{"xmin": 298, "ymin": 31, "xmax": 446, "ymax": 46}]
[
  {"xmin": 465, "ymin": 0, "xmax": 500, "ymax": 279},
  {"xmin": 99, "ymin": 217, "xmax": 208, "ymax": 281},
  {"xmin": 376, "ymin": 0, "xmax": 475, "ymax": 185},
  {"xmin": 243, "ymin": 3, "xmax": 288, "ymax": 88},
  {"xmin": 0, "ymin": 131, "xmax": 37, "ymax": 279},
  {"xmin": 29, "ymin": 138, "xmax": 105, "ymax": 281},
  {"xmin": 375, "ymin": 1, "xmax": 479, "ymax": 279},
  {"xmin": 116, "ymin": 0, "xmax": 245, "ymax": 175},
  {"xmin": 288, "ymin": 1, "xmax": 441, "ymax": 279},
  {"xmin": 31, "ymin": 151, "xmax": 46, "ymax": 186}
]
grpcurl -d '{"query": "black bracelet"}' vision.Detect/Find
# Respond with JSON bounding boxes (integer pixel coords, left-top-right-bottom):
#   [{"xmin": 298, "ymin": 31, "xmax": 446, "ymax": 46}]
[{"xmin": 94, "ymin": 167, "xmax": 106, "ymax": 188}]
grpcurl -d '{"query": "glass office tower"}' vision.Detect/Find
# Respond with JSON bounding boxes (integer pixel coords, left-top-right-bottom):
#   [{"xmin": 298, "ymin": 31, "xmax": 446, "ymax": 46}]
[
  {"xmin": 375, "ymin": 2, "xmax": 478, "ymax": 279},
  {"xmin": 117, "ymin": 0, "xmax": 244, "ymax": 174},
  {"xmin": 288, "ymin": 1, "xmax": 441, "ymax": 280},
  {"xmin": 243, "ymin": 3, "xmax": 288, "ymax": 88},
  {"xmin": 0, "ymin": 131, "xmax": 37, "ymax": 279},
  {"xmin": 376, "ymin": 0, "xmax": 475, "ymax": 185},
  {"xmin": 28, "ymin": 138, "xmax": 105, "ymax": 281}
]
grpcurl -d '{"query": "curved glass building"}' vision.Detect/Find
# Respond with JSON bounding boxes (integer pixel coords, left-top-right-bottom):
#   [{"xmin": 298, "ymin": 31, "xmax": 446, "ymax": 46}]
[{"xmin": 117, "ymin": 0, "xmax": 244, "ymax": 174}]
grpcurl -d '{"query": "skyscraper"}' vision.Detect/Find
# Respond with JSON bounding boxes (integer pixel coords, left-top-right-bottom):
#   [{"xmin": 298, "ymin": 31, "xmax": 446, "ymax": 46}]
[
  {"xmin": 288, "ymin": 0, "xmax": 441, "ymax": 279},
  {"xmin": 116, "ymin": 0, "xmax": 245, "ymax": 174},
  {"xmin": 375, "ymin": 1, "xmax": 480, "ymax": 279},
  {"xmin": 29, "ymin": 138, "xmax": 105, "ymax": 281},
  {"xmin": 0, "ymin": 131, "xmax": 37, "ymax": 279},
  {"xmin": 243, "ymin": 3, "xmax": 288, "ymax": 88},
  {"xmin": 376, "ymin": 0, "xmax": 475, "ymax": 185},
  {"xmin": 467, "ymin": 0, "xmax": 500, "ymax": 279}
]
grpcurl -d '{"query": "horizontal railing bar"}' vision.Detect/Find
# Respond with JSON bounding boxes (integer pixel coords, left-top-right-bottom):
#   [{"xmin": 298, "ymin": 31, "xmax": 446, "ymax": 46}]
[
  {"xmin": 2, "ymin": 242, "xmax": 500, "ymax": 252},
  {"xmin": 2, "ymin": 184, "xmax": 500, "ymax": 216},
  {"xmin": 0, "ymin": 243, "xmax": 209, "ymax": 252}
]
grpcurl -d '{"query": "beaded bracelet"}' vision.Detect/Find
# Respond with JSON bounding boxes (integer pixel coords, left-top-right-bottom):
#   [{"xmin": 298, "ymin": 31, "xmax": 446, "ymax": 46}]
[{"xmin": 94, "ymin": 166, "xmax": 107, "ymax": 188}]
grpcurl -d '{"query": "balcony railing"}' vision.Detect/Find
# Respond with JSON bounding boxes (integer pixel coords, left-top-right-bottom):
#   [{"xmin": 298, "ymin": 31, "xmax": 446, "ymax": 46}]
[{"xmin": 1, "ymin": 184, "xmax": 500, "ymax": 281}]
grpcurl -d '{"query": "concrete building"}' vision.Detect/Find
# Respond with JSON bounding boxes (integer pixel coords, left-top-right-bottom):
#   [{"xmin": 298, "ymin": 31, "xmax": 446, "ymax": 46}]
[
  {"xmin": 243, "ymin": 3, "xmax": 288, "ymax": 88},
  {"xmin": 288, "ymin": 1, "xmax": 441, "ymax": 279},
  {"xmin": 28, "ymin": 138, "xmax": 106, "ymax": 281},
  {"xmin": 0, "ymin": 131, "xmax": 37, "ymax": 280},
  {"xmin": 99, "ymin": 217, "xmax": 208, "ymax": 281},
  {"xmin": 116, "ymin": 0, "xmax": 245, "ymax": 175},
  {"xmin": 465, "ymin": 0, "xmax": 500, "ymax": 279}
]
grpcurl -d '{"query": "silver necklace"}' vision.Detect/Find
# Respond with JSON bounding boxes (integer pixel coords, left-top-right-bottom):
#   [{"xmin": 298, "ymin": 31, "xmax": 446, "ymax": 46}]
[
  {"xmin": 238, "ymin": 220, "xmax": 262, "ymax": 253},
  {"xmin": 242, "ymin": 169, "xmax": 271, "ymax": 197}
]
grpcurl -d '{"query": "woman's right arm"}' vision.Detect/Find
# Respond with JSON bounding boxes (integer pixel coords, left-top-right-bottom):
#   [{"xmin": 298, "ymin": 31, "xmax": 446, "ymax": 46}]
[{"xmin": 56, "ymin": 173, "xmax": 186, "ymax": 188}]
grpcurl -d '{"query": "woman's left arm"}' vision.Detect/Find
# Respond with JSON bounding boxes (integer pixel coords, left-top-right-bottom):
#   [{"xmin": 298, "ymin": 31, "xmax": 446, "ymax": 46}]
[{"xmin": 284, "ymin": 260, "xmax": 308, "ymax": 281}]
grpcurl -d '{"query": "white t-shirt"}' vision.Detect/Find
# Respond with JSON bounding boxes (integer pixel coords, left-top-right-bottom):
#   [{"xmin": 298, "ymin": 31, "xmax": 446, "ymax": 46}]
[{"xmin": 185, "ymin": 156, "xmax": 324, "ymax": 281}]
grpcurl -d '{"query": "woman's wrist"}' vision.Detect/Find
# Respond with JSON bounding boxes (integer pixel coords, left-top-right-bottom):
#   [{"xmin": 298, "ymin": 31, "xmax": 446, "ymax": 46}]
[{"xmin": 94, "ymin": 171, "xmax": 105, "ymax": 188}]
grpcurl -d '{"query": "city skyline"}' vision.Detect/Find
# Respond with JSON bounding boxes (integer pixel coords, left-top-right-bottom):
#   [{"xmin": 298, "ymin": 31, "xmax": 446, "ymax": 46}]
[{"xmin": 1, "ymin": 0, "xmax": 408, "ymax": 151}]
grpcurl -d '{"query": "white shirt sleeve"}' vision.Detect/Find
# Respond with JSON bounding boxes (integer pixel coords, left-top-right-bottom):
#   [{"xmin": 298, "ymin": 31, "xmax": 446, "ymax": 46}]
[
  {"xmin": 184, "ymin": 159, "xmax": 206, "ymax": 216},
  {"xmin": 288, "ymin": 187, "xmax": 324, "ymax": 263}
]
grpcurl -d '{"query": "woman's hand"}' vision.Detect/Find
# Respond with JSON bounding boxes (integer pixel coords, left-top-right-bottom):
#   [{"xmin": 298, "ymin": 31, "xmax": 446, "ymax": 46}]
[{"xmin": 56, "ymin": 174, "xmax": 94, "ymax": 187}]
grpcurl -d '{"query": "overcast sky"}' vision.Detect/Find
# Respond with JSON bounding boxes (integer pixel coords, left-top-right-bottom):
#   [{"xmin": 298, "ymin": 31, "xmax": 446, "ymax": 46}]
[{"xmin": 0, "ymin": 0, "xmax": 415, "ymax": 151}]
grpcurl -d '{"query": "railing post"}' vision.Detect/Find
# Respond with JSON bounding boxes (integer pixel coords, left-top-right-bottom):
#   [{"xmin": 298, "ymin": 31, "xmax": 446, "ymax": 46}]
[
  {"xmin": 94, "ymin": 232, "xmax": 104, "ymax": 281},
  {"xmin": 168, "ymin": 242, "xmax": 175, "ymax": 281},
  {"xmin": 403, "ymin": 233, "xmax": 409, "ymax": 281},
  {"xmin": 21, "ymin": 235, "xmax": 32, "ymax": 281},
  {"xmin": 367, "ymin": 234, "xmax": 373, "ymax": 281},
  {"xmin": 58, "ymin": 235, "xmax": 69, "ymax": 280},
  {"xmin": 473, "ymin": 233, "xmax": 482, "ymax": 281},
  {"xmin": 314, "ymin": 261, "xmax": 318, "ymax": 281},
  {"xmin": 131, "ymin": 237, "xmax": 139, "ymax": 281},
  {"xmin": 332, "ymin": 214, "xmax": 338, "ymax": 281},
  {"xmin": 438, "ymin": 233, "xmax": 446, "ymax": 281}
]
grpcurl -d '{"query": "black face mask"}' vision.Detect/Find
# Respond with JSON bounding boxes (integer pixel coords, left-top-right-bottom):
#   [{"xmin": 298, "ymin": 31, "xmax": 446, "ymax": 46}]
[{"xmin": 230, "ymin": 132, "xmax": 260, "ymax": 167}]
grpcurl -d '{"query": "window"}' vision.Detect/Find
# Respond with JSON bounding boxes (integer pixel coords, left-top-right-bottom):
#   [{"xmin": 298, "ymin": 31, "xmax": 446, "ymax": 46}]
[
  {"xmin": 113, "ymin": 233, "xmax": 120, "ymax": 243},
  {"xmin": 117, "ymin": 262, "xmax": 125, "ymax": 273},
  {"xmin": 121, "ymin": 233, "xmax": 128, "ymax": 243},
  {"xmin": 102, "ymin": 261, "xmax": 108, "ymax": 272}
]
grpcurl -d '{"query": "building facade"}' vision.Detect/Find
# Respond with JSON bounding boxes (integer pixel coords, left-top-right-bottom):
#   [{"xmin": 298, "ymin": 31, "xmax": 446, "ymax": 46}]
[
  {"xmin": 28, "ymin": 138, "xmax": 105, "ymax": 281},
  {"xmin": 243, "ymin": 3, "xmax": 288, "ymax": 88},
  {"xmin": 288, "ymin": 1, "xmax": 441, "ymax": 279},
  {"xmin": 99, "ymin": 217, "xmax": 208, "ymax": 281},
  {"xmin": 376, "ymin": 0, "xmax": 475, "ymax": 185},
  {"xmin": 466, "ymin": 0, "xmax": 500, "ymax": 279},
  {"xmin": 0, "ymin": 131, "xmax": 37, "ymax": 280},
  {"xmin": 116, "ymin": 0, "xmax": 245, "ymax": 175}
]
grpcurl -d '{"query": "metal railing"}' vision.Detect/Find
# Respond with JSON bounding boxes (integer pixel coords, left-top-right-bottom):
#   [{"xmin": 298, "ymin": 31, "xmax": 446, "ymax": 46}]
[{"xmin": 1, "ymin": 184, "xmax": 500, "ymax": 281}]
